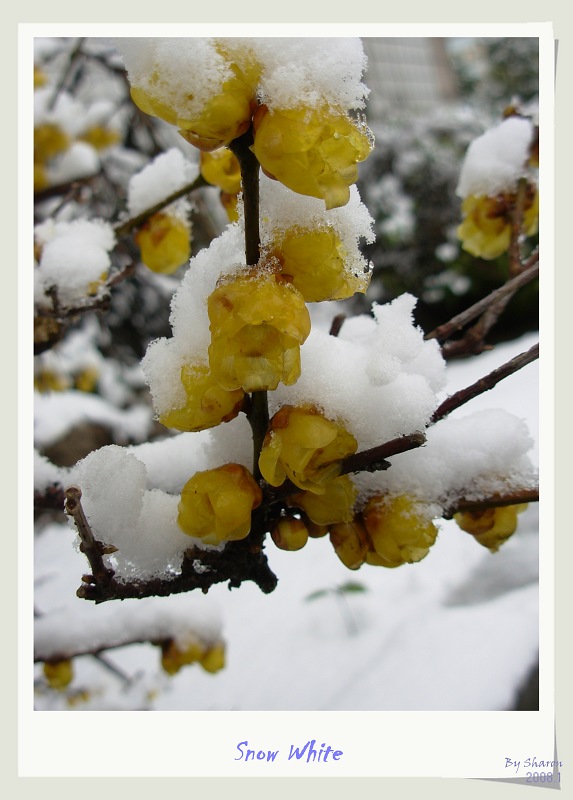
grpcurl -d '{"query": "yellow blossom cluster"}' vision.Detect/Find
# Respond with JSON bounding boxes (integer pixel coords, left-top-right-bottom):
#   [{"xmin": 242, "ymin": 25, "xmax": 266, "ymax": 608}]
[
  {"xmin": 126, "ymin": 41, "xmax": 372, "ymax": 210},
  {"xmin": 160, "ymin": 638, "xmax": 226, "ymax": 676}
]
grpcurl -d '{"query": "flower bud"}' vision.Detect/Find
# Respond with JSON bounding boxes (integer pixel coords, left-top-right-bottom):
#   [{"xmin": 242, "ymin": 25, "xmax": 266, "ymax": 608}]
[
  {"xmin": 454, "ymin": 503, "xmax": 528, "ymax": 552},
  {"xmin": 135, "ymin": 212, "xmax": 191, "ymax": 274},
  {"xmin": 159, "ymin": 362, "xmax": 244, "ymax": 432},
  {"xmin": 363, "ymin": 495, "xmax": 438, "ymax": 567},
  {"xmin": 177, "ymin": 464, "xmax": 262, "ymax": 545},
  {"xmin": 208, "ymin": 272, "xmax": 310, "ymax": 392},
  {"xmin": 251, "ymin": 104, "xmax": 373, "ymax": 210},
  {"xmin": 271, "ymin": 516, "xmax": 309, "ymax": 551},
  {"xmin": 43, "ymin": 659, "xmax": 74, "ymax": 690},
  {"xmin": 329, "ymin": 520, "xmax": 370, "ymax": 570},
  {"xmin": 258, "ymin": 405, "xmax": 357, "ymax": 493}
]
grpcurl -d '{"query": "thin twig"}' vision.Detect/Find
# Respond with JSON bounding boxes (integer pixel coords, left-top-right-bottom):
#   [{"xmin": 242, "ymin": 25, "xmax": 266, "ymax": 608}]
[
  {"xmin": 113, "ymin": 174, "xmax": 208, "ymax": 238},
  {"xmin": 425, "ymin": 259, "xmax": 539, "ymax": 344},
  {"xmin": 65, "ymin": 486, "xmax": 116, "ymax": 591},
  {"xmin": 431, "ymin": 343, "xmax": 539, "ymax": 424},
  {"xmin": 341, "ymin": 431, "xmax": 427, "ymax": 475},
  {"xmin": 47, "ymin": 38, "xmax": 85, "ymax": 111},
  {"xmin": 442, "ymin": 487, "xmax": 539, "ymax": 518}
]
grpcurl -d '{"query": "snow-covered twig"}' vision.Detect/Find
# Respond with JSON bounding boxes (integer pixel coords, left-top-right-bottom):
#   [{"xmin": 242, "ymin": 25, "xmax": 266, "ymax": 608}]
[{"xmin": 430, "ymin": 343, "xmax": 539, "ymax": 424}]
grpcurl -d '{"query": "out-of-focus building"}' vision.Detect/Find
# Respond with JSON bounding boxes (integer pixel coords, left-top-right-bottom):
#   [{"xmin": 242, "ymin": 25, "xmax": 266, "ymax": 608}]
[{"xmin": 362, "ymin": 38, "xmax": 460, "ymax": 119}]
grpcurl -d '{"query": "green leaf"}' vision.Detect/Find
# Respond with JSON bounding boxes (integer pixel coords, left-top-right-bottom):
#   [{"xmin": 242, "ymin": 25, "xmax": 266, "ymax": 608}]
[
  {"xmin": 304, "ymin": 589, "xmax": 330, "ymax": 602},
  {"xmin": 337, "ymin": 581, "xmax": 368, "ymax": 595}
]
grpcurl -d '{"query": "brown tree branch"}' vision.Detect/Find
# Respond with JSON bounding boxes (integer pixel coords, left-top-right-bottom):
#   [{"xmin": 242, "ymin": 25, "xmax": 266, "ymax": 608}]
[
  {"xmin": 442, "ymin": 487, "xmax": 539, "ymax": 518},
  {"xmin": 341, "ymin": 431, "xmax": 427, "ymax": 475},
  {"xmin": 425, "ymin": 259, "xmax": 539, "ymax": 345},
  {"xmin": 66, "ymin": 486, "xmax": 277, "ymax": 603},
  {"xmin": 430, "ymin": 343, "xmax": 539, "ymax": 424}
]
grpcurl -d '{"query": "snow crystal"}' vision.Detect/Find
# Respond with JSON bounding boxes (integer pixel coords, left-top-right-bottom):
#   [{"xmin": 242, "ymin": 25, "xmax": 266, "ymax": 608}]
[
  {"xmin": 456, "ymin": 116, "xmax": 535, "ymax": 198},
  {"xmin": 127, "ymin": 147, "xmax": 199, "ymax": 217}
]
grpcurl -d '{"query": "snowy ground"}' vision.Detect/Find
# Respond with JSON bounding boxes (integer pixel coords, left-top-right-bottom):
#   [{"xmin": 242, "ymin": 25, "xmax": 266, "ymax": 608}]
[{"xmin": 33, "ymin": 331, "xmax": 541, "ymax": 712}]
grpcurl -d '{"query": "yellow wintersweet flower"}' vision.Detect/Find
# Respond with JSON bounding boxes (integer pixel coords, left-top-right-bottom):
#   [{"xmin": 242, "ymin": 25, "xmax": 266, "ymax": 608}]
[
  {"xmin": 200, "ymin": 149, "xmax": 242, "ymax": 195},
  {"xmin": 453, "ymin": 503, "xmax": 528, "ymax": 552},
  {"xmin": 269, "ymin": 226, "xmax": 369, "ymax": 302},
  {"xmin": 208, "ymin": 272, "xmax": 311, "ymax": 392},
  {"xmin": 159, "ymin": 362, "xmax": 244, "ymax": 432},
  {"xmin": 290, "ymin": 475, "xmax": 357, "ymax": 525},
  {"xmin": 271, "ymin": 516, "xmax": 309, "ymax": 551},
  {"xmin": 329, "ymin": 519, "xmax": 371, "ymax": 570},
  {"xmin": 79, "ymin": 126, "xmax": 121, "ymax": 151},
  {"xmin": 457, "ymin": 188, "xmax": 538, "ymax": 260},
  {"xmin": 34, "ymin": 123, "xmax": 70, "ymax": 165},
  {"xmin": 161, "ymin": 638, "xmax": 205, "ymax": 676},
  {"xmin": 135, "ymin": 212, "xmax": 191, "ymax": 274},
  {"xmin": 43, "ymin": 659, "xmax": 74, "ymax": 690},
  {"xmin": 130, "ymin": 47, "xmax": 260, "ymax": 152},
  {"xmin": 258, "ymin": 405, "xmax": 358, "ymax": 494},
  {"xmin": 199, "ymin": 642, "xmax": 226, "ymax": 673},
  {"xmin": 177, "ymin": 463, "xmax": 263, "ymax": 545},
  {"xmin": 362, "ymin": 495, "xmax": 438, "ymax": 568},
  {"xmin": 251, "ymin": 104, "xmax": 373, "ymax": 210}
]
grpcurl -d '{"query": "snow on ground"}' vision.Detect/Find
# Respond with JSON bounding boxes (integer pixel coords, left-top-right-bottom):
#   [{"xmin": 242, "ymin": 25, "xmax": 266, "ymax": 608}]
[{"xmin": 33, "ymin": 332, "xmax": 540, "ymax": 711}]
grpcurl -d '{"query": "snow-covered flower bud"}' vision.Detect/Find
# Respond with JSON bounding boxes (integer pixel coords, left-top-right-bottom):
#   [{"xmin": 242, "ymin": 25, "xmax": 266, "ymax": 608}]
[
  {"xmin": 290, "ymin": 475, "xmax": 357, "ymax": 525},
  {"xmin": 362, "ymin": 495, "xmax": 438, "ymax": 567},
  {"xmin": 208, "ymin": 272, "xmax": 311, "ymax": 392},
  {"xmin": 453, "ymin": 503, "xmax": 528, "ymax": 552},
  {"xmin": 329, "ymin": 519, "xmax": 371, "ymax": 570},
  {"xmin": 135, "ymin": 211, "xmax": 191, "ymax": 274},
  {"xmin": 159, "ymin": 362, "xmax": 245, "ymax": 433},
  {"xmin": 269, "ymin": 226, "xmax": 370, "ymax": 302},
  {"xmin": 457, "ymin": 188, "xmax": 538, "ymax": 260}
]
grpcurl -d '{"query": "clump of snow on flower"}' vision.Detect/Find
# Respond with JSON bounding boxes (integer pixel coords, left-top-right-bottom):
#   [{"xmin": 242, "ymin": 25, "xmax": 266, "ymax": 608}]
[
  {"xmin": 273, "ymin": 294, "xmax": 446, "ymax": 449},
  {"xmin": 34, "ymin": 218, "xmax": 116, "ymax": 308},
  {"xmin": 258, "ymin": 178, "xmax": 374, "ymax": 281},
  {"xmin": 456, "ymin": 116, "xmax": 535, "ymax": 198},
  {"xmin": 126, "ymin": 147, "xmax": 199, "ymax": 217},
  {"xmin": 117, "ymin": 38, "xmax": 232, "ymax": 122},
  {"xmin": 251, "ymin": 37, "xmax": 369, "ymax": 111},
  {"xmin": 115, "ymin": 37, "xmax": 369, "ymax": 119},
  {"xmin": 141, "ymin": 224, "xmax": 246, "ymax": 418},
  {"xmin": 70, "ymin": 446, "xmax": 219, "ymax": 581}
]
